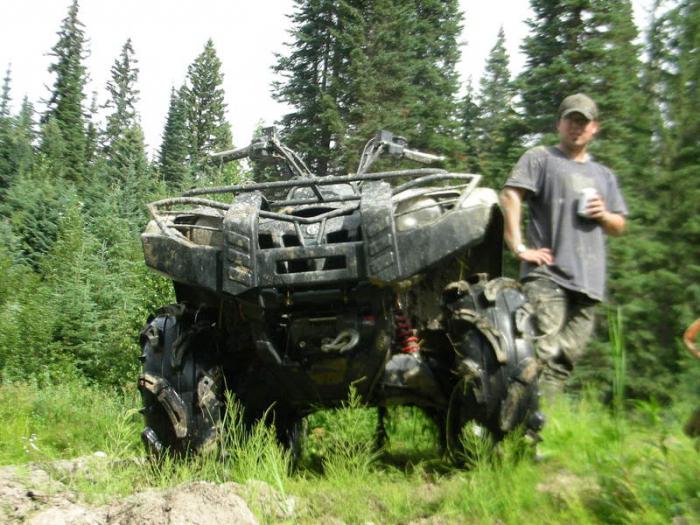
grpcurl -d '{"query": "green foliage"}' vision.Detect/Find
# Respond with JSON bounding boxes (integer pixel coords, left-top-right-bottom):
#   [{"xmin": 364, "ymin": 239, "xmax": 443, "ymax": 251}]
[
  {"xmin": 102, "ymin": 38, "xmax": 148, "ymax": 183},
  {"xmin": 472, "ymin": 28, "xmax": 524, "ymax": 187},
  {"xmin": 182, "ymin": 40, "xmax": 232, "ymax": 172},
  {"xmin": 41, "ymin": 0, "xmax": 88, "ymax": 183},
  {"xmin": 0, "ymin": 380, "xmax": 139, "ymax": 464},
  {"xmin": 159, "ymin": 86, "xmax": 191, "ymax": 186},
  {"xmin": 274, "ymin": 0, "xmax": 463, "ymax": 175}
]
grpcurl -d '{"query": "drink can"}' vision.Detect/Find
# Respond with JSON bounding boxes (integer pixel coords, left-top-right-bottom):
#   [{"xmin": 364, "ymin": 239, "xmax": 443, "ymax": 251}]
[{"xmin": 577, "ymin": 187, "xmax": 598, "ymax": 218}]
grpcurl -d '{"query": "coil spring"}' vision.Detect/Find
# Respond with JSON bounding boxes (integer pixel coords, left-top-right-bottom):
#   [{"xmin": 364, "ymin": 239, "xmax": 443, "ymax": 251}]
[{"xmin": 394, "ymin": 312, "xmax": 420, "ymax": 353}]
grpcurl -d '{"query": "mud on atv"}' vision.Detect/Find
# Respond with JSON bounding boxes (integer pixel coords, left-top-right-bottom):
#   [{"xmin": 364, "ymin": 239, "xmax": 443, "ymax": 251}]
[{"xmin": 137, "ymin": 129, "xmax": 543, "ymax": 463}]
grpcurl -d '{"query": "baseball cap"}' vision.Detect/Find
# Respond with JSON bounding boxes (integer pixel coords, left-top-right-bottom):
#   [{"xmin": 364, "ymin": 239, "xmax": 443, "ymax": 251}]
[{"xmin": 558, "ymin": 93, "xmax": 599, "ymax": 121}]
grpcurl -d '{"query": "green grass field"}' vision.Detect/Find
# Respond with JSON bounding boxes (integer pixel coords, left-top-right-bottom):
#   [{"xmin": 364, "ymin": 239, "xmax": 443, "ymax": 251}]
[{"xmin": 0, "ymin": 379, "xmax": 698, "ymax": 524}]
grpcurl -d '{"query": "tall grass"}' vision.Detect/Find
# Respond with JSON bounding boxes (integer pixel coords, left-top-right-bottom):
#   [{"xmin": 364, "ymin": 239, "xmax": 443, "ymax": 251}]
[
  {"xmin": 1, "ymin": 375, "xmax": 698, "ymax": 523},
  {"xmin": 609, "ymin": 306, "xmax": 627, "ymax": 414}
]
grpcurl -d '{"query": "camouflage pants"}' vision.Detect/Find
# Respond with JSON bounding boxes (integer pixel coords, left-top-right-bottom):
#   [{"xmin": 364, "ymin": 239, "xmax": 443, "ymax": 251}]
[{"xmin": 523, "ymin": 277, "xmax": 597, "ymax": 396}]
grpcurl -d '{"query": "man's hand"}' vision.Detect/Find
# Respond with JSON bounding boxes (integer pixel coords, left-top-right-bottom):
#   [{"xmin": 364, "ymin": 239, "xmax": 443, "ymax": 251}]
[
  {"xmin": 518, "ymin": 247, "xmax": 554, "ymax": 266},
  {"xmin": 586, "ymin": 195, "xmax": 626, "ymax": 236},
  {"xmin": 585, "ymin": 194, "xmax": 607, "ymax": 220}
]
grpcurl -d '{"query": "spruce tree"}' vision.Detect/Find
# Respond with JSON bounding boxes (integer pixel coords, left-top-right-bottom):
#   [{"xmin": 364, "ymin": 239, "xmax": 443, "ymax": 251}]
[
  {"xmin": 343, "ymin": 0, "xmax": 418, "ymax": 168},
  {"xmin": 658, "ymin": 0, "xmax": 700, "ymax": 352},
  {"xmin": 0, "ymin": 65, "xmax": 10, "ymax": 119},
  {"xmin": 458, "ymin": 79, "xmax": 481, "ymax": 173},
  {"xmin": 42, "ymin": 0, "xmax": 88, "ymax": 183},
  {"xmin": 103, "ymin": 38, "xmax": 147, "ymax": 181},
  {"xmin": 273, "ymin": 0, "xmax": 463, "ymax": 173},
  {"xmin": 407, "ymin": 0, "xmax": 463, "ymax": 155},
  {"xmin": 272, "ymin": 0, "xmax": 359, "ymax": 176},
  {"xmin": 159, "ymin": 86, "xmax": 190, "ymax": 185},
  {"xmin": 473, "ymin": 28, "xmax": 522, "ymax": 186},
  {"xmin": 182, "ymin": 39, "xmax": 232, "ymax": 169},
  {"xmin": 0, "ymin": 66, "xmax": 13, "ymax": 191}
]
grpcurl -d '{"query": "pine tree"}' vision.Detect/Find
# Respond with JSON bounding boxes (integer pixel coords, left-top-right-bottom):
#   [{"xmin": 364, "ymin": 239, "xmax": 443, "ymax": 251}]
[
  {"xmin": 658, "ymin": 0, "xmax": 700, "ymax": 352},
  {"xmin": 458, "ymin": 79, "xmax": 481, "ymax": 173},
  {"xmin": 272, "ymin": 0, "xmax": 360, "ymax": 176},
  {"xmin": 12, "ymin": 97, "xmax": 36, "ymax": 177},
  {"xmin": 273, "ymin": 0, "xmax": 463, "ymax": 174},
  {"xmin": 182, "ymin": 39, "xmax": 232, "ymax": 169},
  {"xmin": 0, "ymin": 65, "xmax": 13, "ymax": 191},
  {"xmin": 472, "ymin": 28, "xmax": 522, "ymax": 186},
  {"xmin": 103, "ymin": 38, "xmax": 147, "ymax": 181},
  {"xmin": 406, "ymin": 0, "xmax": 463, "ymax": 155},
  {"xmin": 84, "ymin": 92, "xmax": 99, "ymax": 165},
  {"xmin": 42, "ymin": 0, "xmax": 88, "ymax": 183},
  {"xmin": 0, "ymin": 65, "xmax": 10, "ymax": 119},
  {"xmin": 343, "ymin": 0, "xmax": 418, "ymax": 168},
  {"xmin": 159, "ymin": 86, "xmax": 190, "ymax": 185}
]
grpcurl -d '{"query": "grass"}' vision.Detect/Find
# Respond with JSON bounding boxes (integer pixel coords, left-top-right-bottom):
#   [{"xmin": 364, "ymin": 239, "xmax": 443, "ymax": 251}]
[{"xmin": 0, "ymin": 379, "xmax": 698, "ymax": 524}]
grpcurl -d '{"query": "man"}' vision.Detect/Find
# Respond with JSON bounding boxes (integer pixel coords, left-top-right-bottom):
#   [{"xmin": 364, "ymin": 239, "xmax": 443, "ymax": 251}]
[{"xmin": 500, "ymin": 93, "xmax": 627, "ymax": 397}]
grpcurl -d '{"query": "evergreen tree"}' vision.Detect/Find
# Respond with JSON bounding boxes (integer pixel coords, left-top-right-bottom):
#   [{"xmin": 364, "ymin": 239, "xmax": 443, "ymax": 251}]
[
  {"xmin": 12, "ymin": 97, "xmax": 36, "ymax": 177},
  {"xmin": 344, "ymin": 0, "xmax": 418, "ymax": 168},
  {"xmin": 458, "ymin": 79, "xmax": 481, "ymax": 173},
  {"xmin": 472, "ymin": 28, "xmax": 522, "ymax": 186},
  {"xmin": 272, "ymin": 0, "xmax": 359, "ymax": 176},
  {"xmin": 657, "ymin": 0, "xmax": 700, "ymax": 353},
  {"xmin": 274, "ymin": 0, "xmax": 463, "ymax": 173},
  {"xmin": 0, "ymin": 65, "xmax": 10, "ymax": 119},
  {"xmin": 42, "ymin": 0, "xmax": 88, "ymax": 183},
  {"xmin": 84, "ymin": 92, "xmax": 99, "ymax": 165},
  {"xmin": 103, "ymin": 38, "xmax": 147, "ymax": 181},
  {"xmin": 159, "ymin": 86, "xmax": 190, "ymax": 185},
  {"xmin": 0, "ymin": 65, "xmax": 13, "ymax": 191},
  {"xmin": 406, "ymin": 0, "xmax": 463, "ymax": 156},
  {"xmin": 182, "ymin": 39, "xmax": 232, "ymax": 169}
]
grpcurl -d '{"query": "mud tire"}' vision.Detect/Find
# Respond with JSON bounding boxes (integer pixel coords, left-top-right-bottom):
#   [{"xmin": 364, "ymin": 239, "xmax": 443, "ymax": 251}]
[
  {"xmin": 443, "ymin": 276, "xmax": 541, "ymax": 466},
  {"xmin": 138, "ymin": 304, "xmax": 224, "ymax": 457}
]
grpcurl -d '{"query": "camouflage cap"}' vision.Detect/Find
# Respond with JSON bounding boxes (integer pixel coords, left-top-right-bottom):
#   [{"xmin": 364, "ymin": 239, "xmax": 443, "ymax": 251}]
[{"xmin": 558, "ymin": 93, "xmax": 599, "ymax": 121}]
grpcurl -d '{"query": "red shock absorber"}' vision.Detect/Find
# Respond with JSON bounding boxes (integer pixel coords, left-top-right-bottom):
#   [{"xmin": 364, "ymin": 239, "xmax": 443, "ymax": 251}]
[{"xmin": 394, "ymin": 311, "xmax": 420, "ymax": 353}]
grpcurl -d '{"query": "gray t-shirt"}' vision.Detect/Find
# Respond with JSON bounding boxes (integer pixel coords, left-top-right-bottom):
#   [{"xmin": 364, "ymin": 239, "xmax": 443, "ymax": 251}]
[{"xmin": 504, "ymin": 146, "xmax": 628, "ymax": 301}]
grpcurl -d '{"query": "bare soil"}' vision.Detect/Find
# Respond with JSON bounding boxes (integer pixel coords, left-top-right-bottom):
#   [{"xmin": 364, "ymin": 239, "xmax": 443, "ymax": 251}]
[{"xmin": 0, "ymin": 454, "xmax": 296, "ymax": 525}]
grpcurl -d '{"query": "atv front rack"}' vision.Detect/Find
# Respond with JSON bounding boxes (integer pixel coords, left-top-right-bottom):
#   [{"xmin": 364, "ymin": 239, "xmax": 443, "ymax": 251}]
[{"xmin": 147, "ymin": 169, "xmax": 481, "ymax": 241}]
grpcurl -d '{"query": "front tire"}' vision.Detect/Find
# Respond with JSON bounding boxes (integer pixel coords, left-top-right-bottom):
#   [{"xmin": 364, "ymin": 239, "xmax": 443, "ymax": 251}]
[
  {"xmin": 138, "ymin": 304, "xmax": 224, "ymax": 457},
  {"xmin": 443, "ymin": 276, "xmax": 542, "ymax": 465}
]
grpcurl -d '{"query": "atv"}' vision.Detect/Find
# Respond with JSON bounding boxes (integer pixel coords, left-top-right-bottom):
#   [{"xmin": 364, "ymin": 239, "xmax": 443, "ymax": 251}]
[{"xmin": 137, "ymin": 129, "xmax": 543, "ymax": 462}]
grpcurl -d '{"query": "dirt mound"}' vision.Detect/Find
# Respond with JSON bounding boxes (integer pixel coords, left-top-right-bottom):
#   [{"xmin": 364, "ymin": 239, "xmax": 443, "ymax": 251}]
[{"xmin": 0, "ymin": 456, "xmax": 302, "ymax": 525}]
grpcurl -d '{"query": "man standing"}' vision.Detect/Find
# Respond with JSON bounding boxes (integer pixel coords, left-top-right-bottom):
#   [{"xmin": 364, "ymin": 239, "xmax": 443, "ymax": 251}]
[{"xmin": 500, "ymin": 93, "xmax": 627, "ymax": 397}]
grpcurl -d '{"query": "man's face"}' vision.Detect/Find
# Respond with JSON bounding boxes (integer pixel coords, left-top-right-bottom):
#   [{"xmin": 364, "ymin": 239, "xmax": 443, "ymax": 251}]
[{"xmin": 557, "ymin": 112, "xmax": 599, "ymax": 150}]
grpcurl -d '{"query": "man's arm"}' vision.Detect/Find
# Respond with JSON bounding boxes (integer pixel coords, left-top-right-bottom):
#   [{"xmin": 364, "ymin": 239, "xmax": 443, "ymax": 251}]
[
  {"xmin": 586, "ymin": 196, "xmax": 626, "ymax": 236},
  {"xmin": 499, "ymin": 187, "xmax": 554, "ymax": 266}
]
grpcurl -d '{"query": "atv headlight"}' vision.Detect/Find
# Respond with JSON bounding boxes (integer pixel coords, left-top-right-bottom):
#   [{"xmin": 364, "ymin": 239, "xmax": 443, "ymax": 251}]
[{"xmin": 394, "ymin": 196, "xmax": 441, "ymax": 232}]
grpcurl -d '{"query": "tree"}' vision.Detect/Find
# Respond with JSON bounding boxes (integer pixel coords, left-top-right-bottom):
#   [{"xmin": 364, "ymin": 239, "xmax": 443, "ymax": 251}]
[
  {"xmin": 159, "ymin": 86, "xmax": 190, "ymax": 185},
  {"xmin": 102, "ymin": 38, "xmax": 147, "ymax": 181},
  {"xmin": 41, "ymin": 0, "xmax": 88, "ymax": 183},
  {"xmin": 272, "ymin": 0, "xmax": 360, "ymax": 176},
  {"xmin": 182, "ymin": 39, "xmax": 232, "ymax": 169},
  {"xmin": 274, "ymin": 0, "xmax": 464, "ymax": 174},
  {"xmin": 405, "ymin": 0, "xmax": 463, "ymax": 156},
  {"xmin": 472, "ymin": 28, "xmax": 522, "ymax": 186},
  {"xmin": 458, "ymin": 78, "xmax": 481, "ymax": 173},
  {"xmin": 0, "ymin": 65, "xmax": 14, "ymax": 191}
]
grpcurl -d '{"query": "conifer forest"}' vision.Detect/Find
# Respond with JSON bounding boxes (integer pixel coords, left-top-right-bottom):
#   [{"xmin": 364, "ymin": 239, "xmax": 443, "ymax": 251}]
[{"xmin": 0, "ymin": 1, "xmax": 699, "ymax": 523}]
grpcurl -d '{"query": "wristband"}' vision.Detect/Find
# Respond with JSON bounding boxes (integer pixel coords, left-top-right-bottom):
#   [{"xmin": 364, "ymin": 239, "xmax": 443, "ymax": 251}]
[{"xmin": 515, "ymin": 243, "xmax": 527, "ymax": 255}]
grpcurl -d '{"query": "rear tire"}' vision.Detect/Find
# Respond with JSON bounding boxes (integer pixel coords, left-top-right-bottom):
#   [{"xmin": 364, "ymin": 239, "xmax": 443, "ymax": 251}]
[{"xmin": 138, "ymin": 304, "xmax": 224, "ymax": 457}]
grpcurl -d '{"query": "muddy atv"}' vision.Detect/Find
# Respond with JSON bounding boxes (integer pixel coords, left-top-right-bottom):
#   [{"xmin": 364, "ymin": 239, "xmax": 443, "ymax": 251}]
[{"xmin": 137, "ymin": 129, "xmax": 543, "ymax": 463}]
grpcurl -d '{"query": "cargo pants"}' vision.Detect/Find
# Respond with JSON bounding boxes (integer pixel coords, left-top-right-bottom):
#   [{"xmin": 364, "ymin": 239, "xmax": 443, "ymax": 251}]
[{"xmin": 523, "ymin": 277, "xmax": 597, "ymax": 397}]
